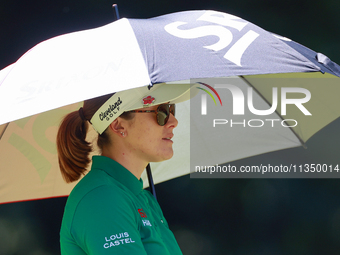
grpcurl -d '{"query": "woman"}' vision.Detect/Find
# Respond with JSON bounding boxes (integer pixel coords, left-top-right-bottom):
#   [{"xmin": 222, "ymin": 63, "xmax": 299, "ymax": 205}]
[{"xmin": 57, "ymin": 83, "xmax": 192, "ymax": 254}]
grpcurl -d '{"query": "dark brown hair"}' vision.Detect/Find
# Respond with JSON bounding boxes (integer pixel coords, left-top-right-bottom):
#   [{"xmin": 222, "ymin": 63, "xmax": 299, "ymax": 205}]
[{"xmin": 56, "ymin": 93, "xmax": 133, "ymax": 183}]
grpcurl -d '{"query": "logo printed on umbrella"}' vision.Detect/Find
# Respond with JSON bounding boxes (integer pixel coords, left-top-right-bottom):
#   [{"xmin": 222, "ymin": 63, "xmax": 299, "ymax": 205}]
[
  {"xmin": 164, "ymin": 10, "xmax": 259, "ymax": 66},
  {"xmin": 7, "ymin": 105, "xmax": 76, "ymax": 184}
]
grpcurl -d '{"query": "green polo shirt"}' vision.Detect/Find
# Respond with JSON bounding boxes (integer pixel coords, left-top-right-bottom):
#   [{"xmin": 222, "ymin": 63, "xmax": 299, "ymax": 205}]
[{"xmin": 60, "ymin": 156, "xmax": 183, "ymax": 255}]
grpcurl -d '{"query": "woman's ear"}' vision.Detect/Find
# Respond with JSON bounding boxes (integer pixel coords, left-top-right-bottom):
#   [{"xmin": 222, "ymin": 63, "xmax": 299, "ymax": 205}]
[{"xmin": 109, "ymin": 118, "xmax": 126, "ymax": 137}]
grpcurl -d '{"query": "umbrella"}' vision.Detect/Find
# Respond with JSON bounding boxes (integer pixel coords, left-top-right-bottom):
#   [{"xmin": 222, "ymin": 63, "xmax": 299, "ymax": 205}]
[{"xmin": 0, "ymin": 10, "xmax": 340, "ymax": 204}]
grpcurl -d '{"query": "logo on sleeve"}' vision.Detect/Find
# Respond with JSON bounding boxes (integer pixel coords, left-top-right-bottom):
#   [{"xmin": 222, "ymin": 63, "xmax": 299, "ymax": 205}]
[{"xmin": 103, "ymin": 232, "xmax": 135, "ymax": 249}]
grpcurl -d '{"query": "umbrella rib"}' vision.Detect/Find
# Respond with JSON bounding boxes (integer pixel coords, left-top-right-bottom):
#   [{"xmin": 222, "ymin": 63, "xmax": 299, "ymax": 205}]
[
  {"xmin": 240, "ymin": 75, "xmax": 307, "ymax": 149},
  {"xmin": 0, "ymin": 123, "xmax": 9, "ymax": 140}
]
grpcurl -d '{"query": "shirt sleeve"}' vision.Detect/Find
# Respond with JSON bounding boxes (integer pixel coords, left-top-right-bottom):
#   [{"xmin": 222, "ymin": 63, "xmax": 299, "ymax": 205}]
[{"xmin": 70, "ymin": 185, "xmax": 148, "ymax": 255}]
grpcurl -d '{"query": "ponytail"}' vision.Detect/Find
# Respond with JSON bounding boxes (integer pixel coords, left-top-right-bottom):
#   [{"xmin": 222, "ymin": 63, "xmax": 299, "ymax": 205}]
[
  {"xmin": 56, "ymin": 93, "xmax": 113, "ymax": 183},
  {"xmin": 57, "ymin": 93, "xmax": 135, "ymax": 183},
  {"xmin": 57, "ymin": 111, "xmax": 92, "ymax": 183}
]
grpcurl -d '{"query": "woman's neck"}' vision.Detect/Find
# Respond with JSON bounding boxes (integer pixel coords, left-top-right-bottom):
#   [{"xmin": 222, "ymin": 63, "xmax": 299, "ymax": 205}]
[{"xmin": 101, "ymin": 145, "xmax": 147, "ymax": 180}]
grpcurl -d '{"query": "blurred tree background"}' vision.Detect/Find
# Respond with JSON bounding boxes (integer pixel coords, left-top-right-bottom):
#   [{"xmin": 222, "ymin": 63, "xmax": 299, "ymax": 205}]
[{"xmin": 1, "ymin": 0, "xmax": 340, "ymax": 254}]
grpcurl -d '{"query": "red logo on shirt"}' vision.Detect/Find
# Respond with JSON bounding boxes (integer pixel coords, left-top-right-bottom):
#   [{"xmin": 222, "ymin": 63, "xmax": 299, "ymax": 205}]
[
  {"xmin": 142, "ymin": 96, "xmax": 155, "ymax": 106},
  {"xmin": 138, "ymin": 209, "xmax": 147, "ymax": 218}
]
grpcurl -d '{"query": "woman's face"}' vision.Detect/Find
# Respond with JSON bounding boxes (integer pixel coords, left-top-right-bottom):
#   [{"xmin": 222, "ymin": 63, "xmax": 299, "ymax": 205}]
[{"xmin": 124, "ymin": 104, "xmax": 178, "ymax": 163}]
